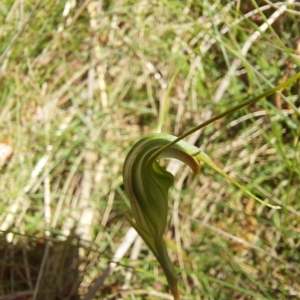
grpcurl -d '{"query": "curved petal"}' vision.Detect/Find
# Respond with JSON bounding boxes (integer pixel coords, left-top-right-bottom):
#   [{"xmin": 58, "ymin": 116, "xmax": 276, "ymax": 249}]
[{"xmin": 123, "ymin": 133, "xmax": 201, "ymax": 239}]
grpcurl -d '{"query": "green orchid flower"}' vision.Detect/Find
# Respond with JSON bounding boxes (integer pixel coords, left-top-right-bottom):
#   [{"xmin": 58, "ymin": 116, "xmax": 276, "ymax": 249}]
[
  {"xmin": 122, "ymin": 72, "xmax": 300, "ymax": 299},
  {"xmin": 123, "ymin": 133, "xmax": 280, "ymax": 299},
  {"xmin": 123, "ymin": 133, "xmax": 202, "ymax": 299}
]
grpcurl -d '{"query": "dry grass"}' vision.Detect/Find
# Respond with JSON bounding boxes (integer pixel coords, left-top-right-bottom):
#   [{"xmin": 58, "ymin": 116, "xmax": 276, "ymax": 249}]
[{"xmin": 0, "ymin": 0, "xmax": 300, "ymax": 299}]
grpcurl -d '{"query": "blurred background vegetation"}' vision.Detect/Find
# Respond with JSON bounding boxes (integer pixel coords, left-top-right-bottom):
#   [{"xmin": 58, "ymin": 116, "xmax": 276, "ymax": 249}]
[{"xmin": 0, "ymin": 0, "xmax": 299, "ymax": 299}]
